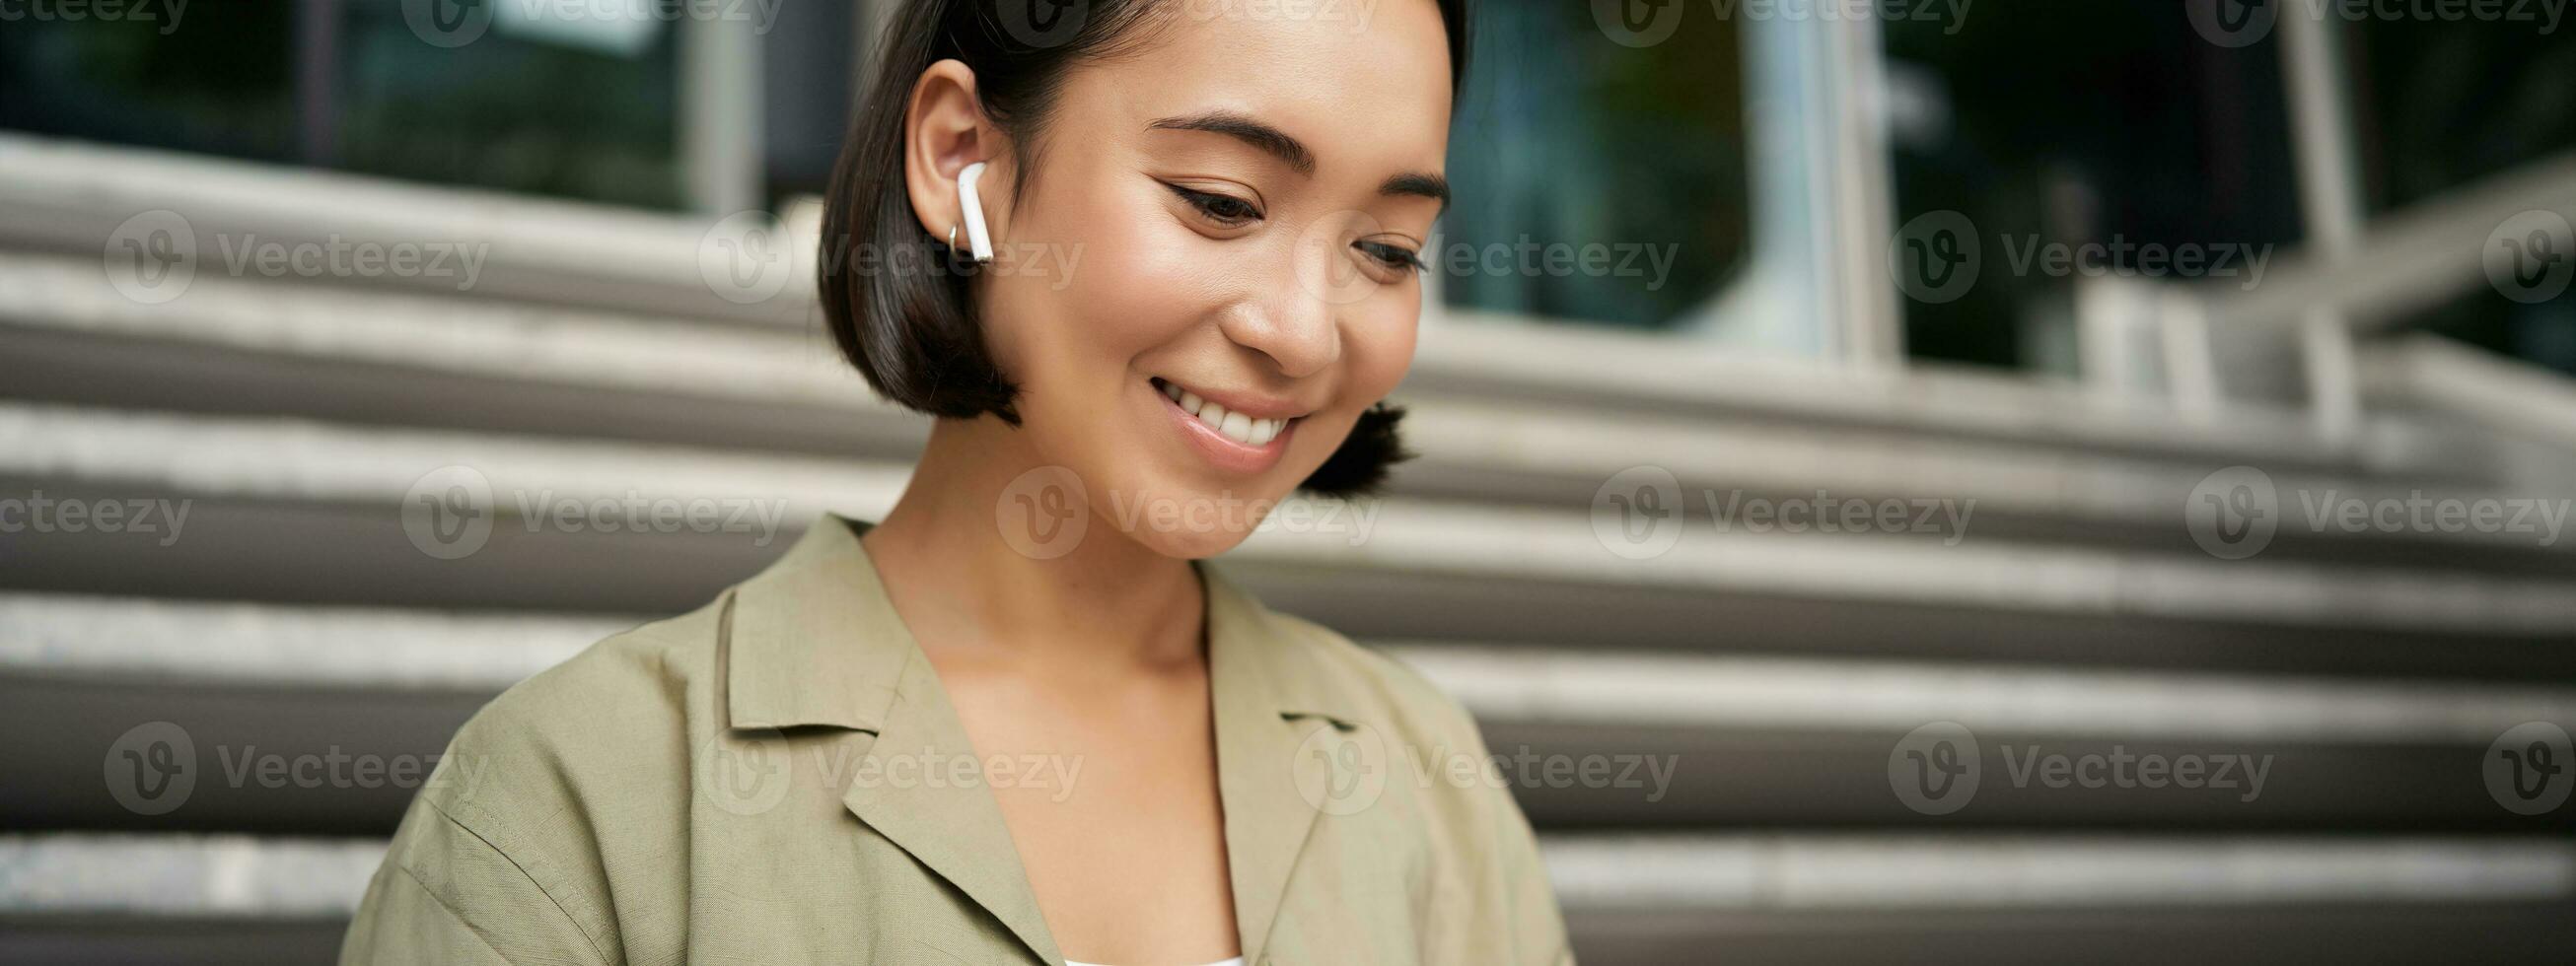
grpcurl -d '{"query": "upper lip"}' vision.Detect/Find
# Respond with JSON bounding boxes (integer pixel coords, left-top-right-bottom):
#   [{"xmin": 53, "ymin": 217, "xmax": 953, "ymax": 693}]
[{"xmin": 1155, "ymin": 377, "xmax": 1313, "ymax": 421}]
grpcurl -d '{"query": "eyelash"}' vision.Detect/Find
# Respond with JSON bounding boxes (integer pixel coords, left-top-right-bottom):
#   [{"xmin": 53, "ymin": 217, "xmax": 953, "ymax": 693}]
[{"xmin": 1164, "ymin": 182, "xmax": 1425, "ymax": 276}]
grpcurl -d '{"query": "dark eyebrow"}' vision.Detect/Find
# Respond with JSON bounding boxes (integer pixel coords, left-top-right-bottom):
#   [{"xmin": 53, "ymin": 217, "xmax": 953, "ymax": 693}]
[
  {"xmin": 1382, "ymin": 171, "xmax": 1450, "ymax": 211},
  {"xmin": 1148, "ymin": 111, "xmax": 1315, "ymax": 175},
  {"xmin": 1148, "ymin": 110, "xmax": 1449, "ymax": 213}
]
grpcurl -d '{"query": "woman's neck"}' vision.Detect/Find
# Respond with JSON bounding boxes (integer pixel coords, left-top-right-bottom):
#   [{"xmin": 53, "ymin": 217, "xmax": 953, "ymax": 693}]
[{"xmin": 861, "ymin": 416, "xmax": 1206, "ymax": 671}]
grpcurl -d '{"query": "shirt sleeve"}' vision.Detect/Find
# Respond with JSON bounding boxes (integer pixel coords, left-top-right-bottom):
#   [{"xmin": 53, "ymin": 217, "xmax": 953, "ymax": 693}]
[
  {"xmin": 340, "ymin": 795, "xmax": 609, "ymax": 966},
  {"xmin": 1474, "ymin": 731, "xmax": 1579, "ymax": 966}
]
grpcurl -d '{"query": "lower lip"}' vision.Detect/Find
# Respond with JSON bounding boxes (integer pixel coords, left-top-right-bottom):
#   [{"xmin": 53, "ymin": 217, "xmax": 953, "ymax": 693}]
[{"xmin": 1156, "ymin": 381, "xmax": 1296, "ymax": 475}]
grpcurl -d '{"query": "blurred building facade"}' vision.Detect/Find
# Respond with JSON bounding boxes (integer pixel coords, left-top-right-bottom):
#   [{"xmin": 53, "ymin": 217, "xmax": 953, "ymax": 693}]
[{"xmin": 4, "ymin": 1, "xmax": 2576, "ymax": 963}]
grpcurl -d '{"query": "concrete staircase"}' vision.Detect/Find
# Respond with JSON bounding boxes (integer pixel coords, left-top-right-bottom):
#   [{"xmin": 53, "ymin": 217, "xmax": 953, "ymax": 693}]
[{"xmin": 6, "ymin": 134, "xmax": 2575, "ymax": 964}]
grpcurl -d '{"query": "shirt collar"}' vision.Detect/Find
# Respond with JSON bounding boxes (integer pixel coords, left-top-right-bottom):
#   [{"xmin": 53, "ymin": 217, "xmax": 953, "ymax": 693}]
[
  {"xmin": 722, "ymin": 514, "xmax": 1370, "ymax": 733},
  {"xmin": 723, "ymin": 514, "xmax": 1366, "ymax": 965}
]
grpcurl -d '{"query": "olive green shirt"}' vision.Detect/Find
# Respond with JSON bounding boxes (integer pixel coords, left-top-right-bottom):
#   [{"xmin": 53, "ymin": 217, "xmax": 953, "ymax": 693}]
[{"xmin": 342, "ymin": 517, "xmax": 1573, "ymax": 965}]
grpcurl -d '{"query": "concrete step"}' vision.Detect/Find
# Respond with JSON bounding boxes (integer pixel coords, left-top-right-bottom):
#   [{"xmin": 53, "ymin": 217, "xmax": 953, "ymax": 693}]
[{"xmin": 10, "ymin": 593, "xmax": 2573, "ymax": 833}]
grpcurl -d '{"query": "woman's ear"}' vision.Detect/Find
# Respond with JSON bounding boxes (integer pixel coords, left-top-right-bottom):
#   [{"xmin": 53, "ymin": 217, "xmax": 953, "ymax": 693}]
[{"xmin": 902, "ymin": 59, "xmax": 1008, "ymax": 249}]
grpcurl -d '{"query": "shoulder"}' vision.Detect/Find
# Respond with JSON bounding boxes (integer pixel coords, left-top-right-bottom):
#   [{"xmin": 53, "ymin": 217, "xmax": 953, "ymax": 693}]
[
  {"xmin": 360, "ymin": 592, "xmax": 734, "ymax": 964},
  {"xmin": 425, "ymin": 594, "xmax": 727, "ymax": 822}
]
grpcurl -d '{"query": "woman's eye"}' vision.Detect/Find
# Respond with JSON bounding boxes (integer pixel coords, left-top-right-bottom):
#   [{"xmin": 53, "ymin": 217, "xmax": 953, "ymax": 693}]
[
  {"xmin": 1357, "ymin": 241, "xmax": 1426, "ymax": 275},
  {"xmin": 1165, "ymin": 183, "xmax": 1262, "ymax": 226}
]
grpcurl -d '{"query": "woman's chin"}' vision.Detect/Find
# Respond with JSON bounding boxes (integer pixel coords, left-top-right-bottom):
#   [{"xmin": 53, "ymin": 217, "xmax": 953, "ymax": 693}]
[{"xmin": 1094, "ymin": 486, "xmax": 1275, "ymax": 560}]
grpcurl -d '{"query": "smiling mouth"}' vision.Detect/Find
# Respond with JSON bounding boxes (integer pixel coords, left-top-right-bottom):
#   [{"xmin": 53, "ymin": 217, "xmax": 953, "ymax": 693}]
[{"xmin": 1152, "ymin": 378, "xmax": 1295, "ymax": 448}]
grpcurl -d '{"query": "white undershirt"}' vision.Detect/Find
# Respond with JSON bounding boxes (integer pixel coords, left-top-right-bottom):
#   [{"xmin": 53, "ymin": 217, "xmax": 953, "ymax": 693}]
[{"xmin": 1065, "ymin": 958, "xmax": 1244, "ymax": 966}]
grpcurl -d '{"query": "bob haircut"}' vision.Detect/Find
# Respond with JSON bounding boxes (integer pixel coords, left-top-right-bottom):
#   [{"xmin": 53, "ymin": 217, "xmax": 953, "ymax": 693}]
[{"xmin": 817, "ymin": 0, "xmax": 1470, "ymax": 497}]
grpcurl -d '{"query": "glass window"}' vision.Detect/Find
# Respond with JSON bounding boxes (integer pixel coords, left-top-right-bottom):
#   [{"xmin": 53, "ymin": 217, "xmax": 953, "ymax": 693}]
[
  {"xmin": 1, "ymin": 3, "xmax": 685, "ymax": 210},
  {"xmin": 1883, "ymin": 1, "xmax": 2306, "ymax": 371},
  {"xmin": 1439, "ymin": 0, "xmax": 1752, "ymax": 331},
  {"xmin": 0, "ymin": 4, "xmax": 299, "ymax": 164}
]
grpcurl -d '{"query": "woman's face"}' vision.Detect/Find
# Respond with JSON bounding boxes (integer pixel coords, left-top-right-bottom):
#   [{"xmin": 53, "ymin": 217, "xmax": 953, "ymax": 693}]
[{"xmin": 968, "ymin": 1, "xmax": 1454, "ymax": 559}]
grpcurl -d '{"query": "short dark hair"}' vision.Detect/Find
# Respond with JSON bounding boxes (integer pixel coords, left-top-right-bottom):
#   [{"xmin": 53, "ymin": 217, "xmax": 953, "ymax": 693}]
[{"xmin": 817, "ymin": 0, "xmax": 1469, "ymax": 497}]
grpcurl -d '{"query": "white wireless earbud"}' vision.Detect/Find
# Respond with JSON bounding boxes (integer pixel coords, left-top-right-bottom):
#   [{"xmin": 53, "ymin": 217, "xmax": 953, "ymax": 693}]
[{"xmin": 957, "ymin": 161, "xmax": 994, "ymax": 264}]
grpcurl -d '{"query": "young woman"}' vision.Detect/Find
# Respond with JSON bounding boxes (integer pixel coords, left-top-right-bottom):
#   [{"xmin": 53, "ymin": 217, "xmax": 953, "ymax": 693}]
[{"xmin": 343, "ymin": 1, "xmax": 1570, "ymax": 963}]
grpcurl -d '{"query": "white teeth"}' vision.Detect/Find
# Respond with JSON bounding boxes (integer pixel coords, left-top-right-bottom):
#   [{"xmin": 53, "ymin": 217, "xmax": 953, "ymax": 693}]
[{"xmin": 1162, "ymin": 380, "xmax": 1288, "ymax": 446}]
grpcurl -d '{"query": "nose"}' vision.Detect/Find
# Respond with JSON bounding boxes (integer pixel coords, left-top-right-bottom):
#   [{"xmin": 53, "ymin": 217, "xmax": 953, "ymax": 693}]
[{"xmin": 1219, "ymin": 252, "xmax": 1342, "ymax": 380}]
